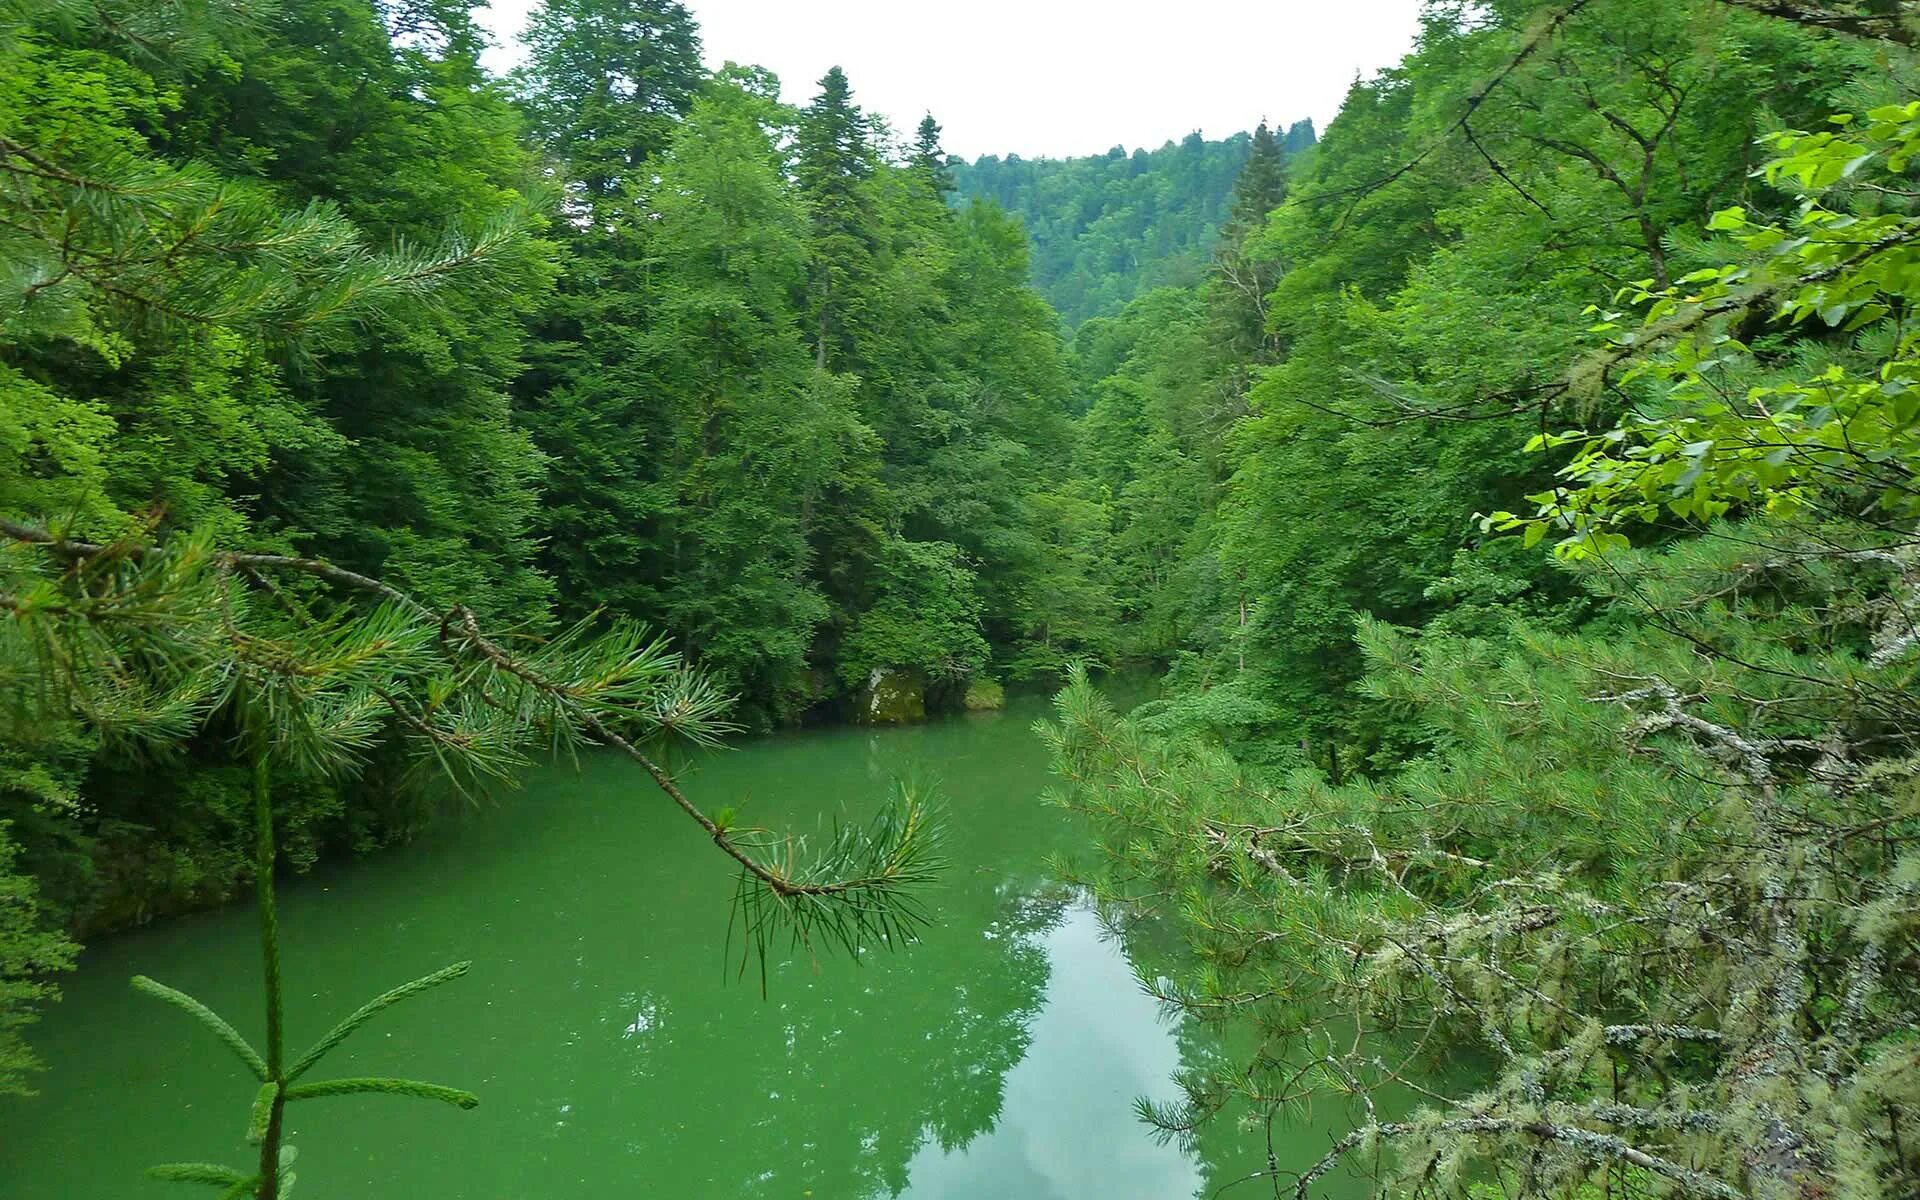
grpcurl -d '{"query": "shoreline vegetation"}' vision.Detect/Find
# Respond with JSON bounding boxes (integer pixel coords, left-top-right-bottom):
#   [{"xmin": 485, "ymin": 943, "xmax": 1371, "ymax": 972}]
[{"xmin": 4, "ymin": 0, "xmax": 1919, "ymax": 1197}]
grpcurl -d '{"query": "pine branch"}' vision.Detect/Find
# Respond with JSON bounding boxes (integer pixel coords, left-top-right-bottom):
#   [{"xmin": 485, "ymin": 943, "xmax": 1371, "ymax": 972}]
[
  {"xmin": 1712, "ymin": 0, "xmax": 1920, "ymax": 46},
  {"xmin": 283, "ymin": 1076, "xmax": 479, "ymax": 1109},
  {"xmin": 284, "ymin": 961, "xmax": 471, "ymax": 1082},
  {"xmin": 246, "ymin": 1081, "xmax": 278, "ymax": 1144},
  {"xmin": 131, "ymin": 976, "xmax": 267, "ymax": 1081},
  {"xmin": 146, "ymin": 1163, "xmax": 253, "ymax": 1187},
  {"xmin": 1295, "ymin": 1117, "xmax": 1745, "ymax": 1200},
  {"xmin": 5, "ymin": 521, "xmax": 944, "ymax": 982}
]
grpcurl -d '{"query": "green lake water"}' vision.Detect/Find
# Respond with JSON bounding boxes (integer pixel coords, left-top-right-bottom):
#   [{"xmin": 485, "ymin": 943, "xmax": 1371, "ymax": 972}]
[{"xmin": 2, "ymin": 695, "xmax": 1375, "ymax": 1199}]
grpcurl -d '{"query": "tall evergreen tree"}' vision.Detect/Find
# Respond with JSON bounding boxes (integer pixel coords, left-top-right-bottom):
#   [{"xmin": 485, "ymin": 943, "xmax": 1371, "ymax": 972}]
[
  {"xmin": 513, "ymin": 0, "xmax": 703, "ymax": 207},
  {"xmin": 1224, "ymin": 119, "xmax": 1289, "ymax": 241},
  {"xmin": 795, "ymin": 66, "xmax": 879, "ymax": 370},
  {"xmin": 637, "ymin": 76, "xmax": 857, "ymax": 718},
  {"xmin": 1207, "ymin": 119, "xmax": 1292, "ymax": 390},
  {"xmin": 509, "ymin": 0, "xmax": 710, "ymax": 624},
  {"xmin": 911, "ymin": 112, "xmax": 954, "ymax": 195}
]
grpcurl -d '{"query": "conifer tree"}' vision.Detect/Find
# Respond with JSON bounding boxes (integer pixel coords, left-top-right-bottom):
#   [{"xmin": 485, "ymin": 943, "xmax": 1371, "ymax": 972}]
[
  {"xmin": 1225, "ymin": 120, "xmax": 1289, "ymax": 241},
  {"xmin": 795, "ymin": 66, "xmax": 879, "ymax": 371},
  {"xmin": 912, "ymin": 113, "xmax": 955, "ymax": 196},
  {"xmin": 509, "ymin": 0, "xmax": 710, "ymax": 626},
  {"xmin": 513, "ymin": 0, "xmax": 704, "ymax": 207},
  {"xmin": 1208, "ymin": 119, "xmax": 1289, "ymax": 365},
  {"xmin": 636, "ymin": 76, "xmax": 851, "ymax": 717}
]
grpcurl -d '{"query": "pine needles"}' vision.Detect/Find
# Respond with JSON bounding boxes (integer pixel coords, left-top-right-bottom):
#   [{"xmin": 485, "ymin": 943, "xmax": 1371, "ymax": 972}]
[
  {"xmin": 725, "ymin": 780, "xmax": 945, "ymax": 992},
  {"xmin": 0, "ymin": 521, "xmax": 945, "ymax": 1197}
]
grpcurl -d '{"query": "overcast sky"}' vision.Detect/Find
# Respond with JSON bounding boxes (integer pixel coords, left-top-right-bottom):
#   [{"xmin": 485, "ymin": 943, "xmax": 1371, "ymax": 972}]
[{"xmin": 475, "ymin": 0, "xmax": 1428, "ymax": 161}]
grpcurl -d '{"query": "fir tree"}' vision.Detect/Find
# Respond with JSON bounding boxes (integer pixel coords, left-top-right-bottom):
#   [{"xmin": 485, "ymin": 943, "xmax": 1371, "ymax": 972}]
[
  {"xmin": 513, "ymin": 0, "xmax": 704, "ymax": 208},
  {"xmin": 1225, "ymin": 120, "xmax": 1289, "ymax": 241},
  {"xmin": 1208, "ymin": 118, "xmax": 1290, "ymax": 367},
  {"xmin": 636, "ymin": 76, "xmax": 848, "ymax": 717},
  {"xmin": 795, "ymin": 66, "xmax": 878, "ymax": 370},
  {"xmin": 508, "ymin": 0, "xmax": 711, "ymax": 629},
  {"xmin": 912, "ymin": 112, "xmax": 955, "ymax": 196}
]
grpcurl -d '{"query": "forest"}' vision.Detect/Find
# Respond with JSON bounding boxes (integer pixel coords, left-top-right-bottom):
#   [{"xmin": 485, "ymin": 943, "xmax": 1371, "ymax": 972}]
[
  {"xmin": 3, "ymin": 0, "xmax": 1920, "ymax": 1198},
  {"xmin": 951, "ymin": 120, "xmax": 1317, "ymax": 326}
]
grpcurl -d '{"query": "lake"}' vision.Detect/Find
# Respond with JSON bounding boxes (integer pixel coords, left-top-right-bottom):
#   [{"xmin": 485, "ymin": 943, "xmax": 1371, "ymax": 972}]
[{"xmin": 2, "ymin": 693, "xmax": 1373, "ymax": 1199}]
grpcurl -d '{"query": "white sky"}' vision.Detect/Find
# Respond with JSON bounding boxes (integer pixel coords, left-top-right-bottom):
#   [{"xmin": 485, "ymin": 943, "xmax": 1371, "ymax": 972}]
[{"xmin": 475, "ymin": 0, "xmax": 1427, "ymax": 160}]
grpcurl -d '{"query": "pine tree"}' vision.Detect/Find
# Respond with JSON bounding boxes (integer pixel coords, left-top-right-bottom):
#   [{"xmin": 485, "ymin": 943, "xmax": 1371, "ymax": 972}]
[
  {"xmin": 795, "ymin": 66, "xmax": 878, "ymax": 370},
  {"xmin": 1207, "ymin": 119, "xmax": 1289, "ymax": 366},
  {"xmin": 513, "ymin": 0, "xmax": 703, "ymax": 208},
  {"xmin": 912, "ymin": 113, "xmax": 955, "ymax": 196},
  {"xmin": 509, "ymin": 0, "xmax": 711, "ymax": 626}
]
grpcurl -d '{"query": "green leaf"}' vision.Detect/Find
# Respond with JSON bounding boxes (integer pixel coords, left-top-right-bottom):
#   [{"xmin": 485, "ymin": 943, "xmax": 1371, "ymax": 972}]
[
  {"xmin": 285, "ymin": 961, "xmax": 471, "ymax": 1081},
  {"xmin": 283, "ymin": 1076, "xmax": 480, "ymax": 1109},
  {"xmin": 132, "ymin": 976, "xmax": 268, "ymax": 1081}
]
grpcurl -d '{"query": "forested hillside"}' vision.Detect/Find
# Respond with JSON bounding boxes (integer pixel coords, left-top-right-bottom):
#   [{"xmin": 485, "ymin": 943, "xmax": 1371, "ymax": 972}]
[
  {"xmin": 951, "ymin": 120, "xmax": 1314, "ymax": 325},
  {"xmin": 1037, "ymin": 0, "xmax": 1920, "ymax": 1194},
  {"xmin": 5, "ymin": 0, "xmax": 1920, "ymax": 1196},
  {"xmin": 0, "ymin": 0, "xmax": 1098, "ymax": 1078}
]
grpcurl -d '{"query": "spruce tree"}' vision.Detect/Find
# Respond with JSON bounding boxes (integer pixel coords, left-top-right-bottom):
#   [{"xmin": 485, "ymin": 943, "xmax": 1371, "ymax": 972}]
[
  {"xmin": 912, "ymin": 113, "xmax": 955, "ymax": 196},
  {"xmin": 795, "ymin": 66, "xmax": 878, "ymax": 371},
  {"xmin": 509, "ymin": 0, "xmax": 711, "ymax": 626},
  {"xmin": 513, "ymin": 0, "xmax": 704, "ymax": 207},
  {"xmin": 1225, "ymin": 120, "xmax": 1289, "ymax": 241},
  {"xmin": 1207, "ymin": 119, "xmax": 1289, "ymax": 367},
  {"xmin": 635, "ymin": 77, "xmax": 849, "ymax": 718}
]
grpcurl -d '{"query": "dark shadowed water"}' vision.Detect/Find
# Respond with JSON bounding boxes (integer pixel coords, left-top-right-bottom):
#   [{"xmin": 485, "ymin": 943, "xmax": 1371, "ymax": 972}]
[{"xmin": 2, "ymin": 695, "xmax": 1377, "ymax": 1199}]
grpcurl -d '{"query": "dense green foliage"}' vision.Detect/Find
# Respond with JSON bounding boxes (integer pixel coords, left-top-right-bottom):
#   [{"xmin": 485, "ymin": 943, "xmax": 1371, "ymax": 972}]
[
  {"xmin": 8, "ymin": 0, "xmax": 1920, "ymax": 1195},
  {"xmin": 0, "ymin": 0, "xmax": 1083, "ymax": 1100},
  {"xmin": 1039, "ymin": 1, "xmax": 1920, "ymax": 1196},
  {"xmin": 951, "ymin": 120, "xmax": 1314, "ymax": 326}
]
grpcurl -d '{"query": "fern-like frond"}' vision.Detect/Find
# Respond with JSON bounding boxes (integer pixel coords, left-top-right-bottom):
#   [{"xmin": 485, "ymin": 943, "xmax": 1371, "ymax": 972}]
[
  {"xmin": 146, "ymin": 1162, "xmax": 253, "ymax": 1188},
  {"xmin": 131, "ymin": 976, "xmax": 267, "ymax": 1080},
  {"xmin": 284, "ymin": 960, "xmax": 471, "ymax": 1081},
  {"xmin": 283, "ymin": 1076, "xmax": 478, "ymax": 1109}
]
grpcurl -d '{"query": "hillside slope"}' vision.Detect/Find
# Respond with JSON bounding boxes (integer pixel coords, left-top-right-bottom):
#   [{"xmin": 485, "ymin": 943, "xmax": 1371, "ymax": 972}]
[{"xmin": 951, "ymin": 120, "xmax": 1313, "ymax": 326}]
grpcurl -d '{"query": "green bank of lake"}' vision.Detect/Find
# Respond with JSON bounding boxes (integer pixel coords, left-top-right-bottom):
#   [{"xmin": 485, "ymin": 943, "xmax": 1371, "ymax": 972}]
[{"xmin": 4, "ymin": 693, "xmax": 1377, "ymax": 1199}]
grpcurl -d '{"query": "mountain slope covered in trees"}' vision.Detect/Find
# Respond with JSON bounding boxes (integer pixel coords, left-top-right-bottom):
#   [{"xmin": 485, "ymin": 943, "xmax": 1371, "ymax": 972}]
[
  {"xmin": 0, "ymin": 0, "xmax": 1104, "ymax": 1084},
  {"xmin": 950, "ymin": 120, "xmax": 1314, "ymax": 325},
  {"xmin": 1035, "ymin": 1, "xmax": 1920, "ymax": 1195}
]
